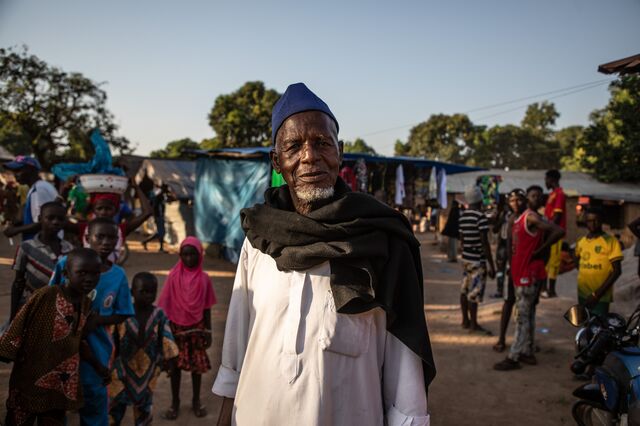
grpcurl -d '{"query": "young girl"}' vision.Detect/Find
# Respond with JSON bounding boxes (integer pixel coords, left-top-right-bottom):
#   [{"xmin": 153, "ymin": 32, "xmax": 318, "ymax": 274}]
[
  {"xmin": 109, "ymin": 272, "xmax": 179, "ymax": 425},
  {"xmin": 0, "ymin": 248, "xmax": 101, "ymax": 426},
  {"xmin": 158, "ymin": 237, "xmax": 216, "ymax": 420}
]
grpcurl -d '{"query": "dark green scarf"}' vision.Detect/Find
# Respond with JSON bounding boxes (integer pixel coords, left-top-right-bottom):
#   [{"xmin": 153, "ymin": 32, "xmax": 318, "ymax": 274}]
[{"xmin": 241, "ymin": 178, "xmax": 436, "ymax": 388}]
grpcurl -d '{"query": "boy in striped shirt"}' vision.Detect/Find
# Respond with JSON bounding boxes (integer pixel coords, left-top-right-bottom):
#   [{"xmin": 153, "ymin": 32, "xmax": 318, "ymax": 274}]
[
  {"xmin": 10, "ymin": 202, "xmax": 73, "ymax": 321},
  {"xmin": 459, "ymin": 185, "xmax": 496, "ymax": 334}
]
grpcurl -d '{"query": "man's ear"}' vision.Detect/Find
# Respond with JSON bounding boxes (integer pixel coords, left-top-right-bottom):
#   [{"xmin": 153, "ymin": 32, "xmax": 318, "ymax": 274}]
[
  {"xmin": 270, "ymin": 148, "xmax": 281, "ymax": 174},
  {"xmin": 337, "ymin": 139, "xmax": 344, "ymax": 164}
]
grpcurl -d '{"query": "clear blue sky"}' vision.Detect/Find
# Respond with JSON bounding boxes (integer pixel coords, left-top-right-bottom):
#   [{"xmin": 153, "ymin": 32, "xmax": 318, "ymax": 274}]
[{"xmin": 1, "ymin": 0, "xmax": 638, "ymax": 156}]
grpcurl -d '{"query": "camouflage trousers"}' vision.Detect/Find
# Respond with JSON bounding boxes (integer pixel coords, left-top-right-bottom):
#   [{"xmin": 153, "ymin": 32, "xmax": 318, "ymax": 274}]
[{"xmin": 508, "ymin": 281, "xmax": 541, "ymax": 361}]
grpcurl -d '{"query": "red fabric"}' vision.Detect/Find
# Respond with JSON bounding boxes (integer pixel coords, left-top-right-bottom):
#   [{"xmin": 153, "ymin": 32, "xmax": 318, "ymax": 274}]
[
  {"xmin": 339, "ymin": 166, "xmax": 357, "ymax": 191},
  {"xmin": 170, "ymin": 320, "xmax": 211, "ymax": 373},
  {"xmin": 544, "ymin": 187, "xmax": 566, "ymax": 230},
  {"xmin": 89, "ymin": 193, "xmax": 121, "ymax": 210},
  {"xmin": 511, "ymin": 210, "xmax": 546, "ymax": 287},
  {"xmin": 157, "ymin": 237, "xmax": 216, "ymax": 326}
]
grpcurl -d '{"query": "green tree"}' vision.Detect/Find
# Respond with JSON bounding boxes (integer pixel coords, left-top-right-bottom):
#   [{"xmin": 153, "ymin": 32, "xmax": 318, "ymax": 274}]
[
  {"xmin": 0, "ymin": 46, "xmax": 131, "ymax": 169},
  {"xmin": 394, "ymin": 114, "xmax": 477, "ymax": 162},
  {"xmin": 521, "ymin": 101, "xmax": 559, "ymax": 138},
  {"xmin": 150, "ymin": 138, "xmax": 201, "ymax": 159},
  {"xmin": 208, "ymin": 81, "xmax": 281, "ymax": 147},
  {"xmin": 199, "ymin": 137, "xmax": 222, "ymax": 151},
  {"xmin": 579, "ymin": 76, "xmax": 640, "ymax": 182},
  {"xmin": 343, "ymin": 138, "xmax": 377, "ymax": 155},
  {"xmin": 555, "ymin": 125, "xmax": 587, "ymax": 171}
]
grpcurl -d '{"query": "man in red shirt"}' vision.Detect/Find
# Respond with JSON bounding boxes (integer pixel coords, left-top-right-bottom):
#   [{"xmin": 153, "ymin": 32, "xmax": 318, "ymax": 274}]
[
  {"xmin": 542, "ymin": 169, "xmax": 566, "ymax": 298},
  {"xmin": 494, "ymin": 186, "xmax": 564, "ymax": 370}
]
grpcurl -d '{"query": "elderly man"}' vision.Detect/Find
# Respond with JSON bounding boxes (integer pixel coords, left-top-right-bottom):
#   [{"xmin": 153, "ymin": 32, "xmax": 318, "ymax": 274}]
[{"xmin": 212, "ymin": 83, "xmax": 435, "ymax": 425}]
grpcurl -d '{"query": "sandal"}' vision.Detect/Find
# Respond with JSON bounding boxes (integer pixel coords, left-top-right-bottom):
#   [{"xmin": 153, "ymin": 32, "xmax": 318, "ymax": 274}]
[
  {"xmin": 162, "ymin": 407, "xmax": 179, "ymax": 421},
  {"xmin": 492, "ymin": 342, "xmax": 506, "ymax": 353},
  {"xmin": 193, "ymin": 401, "xmax": 207, "ymax": 418}
]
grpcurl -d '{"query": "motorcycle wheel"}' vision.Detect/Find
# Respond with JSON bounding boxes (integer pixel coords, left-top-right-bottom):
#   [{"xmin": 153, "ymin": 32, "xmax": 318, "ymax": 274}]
[{"xmin": 572, "ymin": 400, "xmax": 616, "ymax": 426}]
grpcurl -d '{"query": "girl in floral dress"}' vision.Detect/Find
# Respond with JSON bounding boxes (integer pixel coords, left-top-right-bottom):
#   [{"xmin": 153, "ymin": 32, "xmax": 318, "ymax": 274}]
[{"xmin": 158, "ymin": 237, "xmax": 216, "ymax": 420}]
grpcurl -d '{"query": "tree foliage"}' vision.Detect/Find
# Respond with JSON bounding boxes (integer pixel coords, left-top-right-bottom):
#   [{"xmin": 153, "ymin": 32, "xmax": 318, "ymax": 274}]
[
  {"xmin": 208, "ymin": 81, "xmax": 281, "ymax": 147},
  {"xmin": 394, "ymin": 114, "xmax": 476, "ymax": 163},
  {"xmin": 578, "ymin": 76, "xmax": 640, "ymax": 182},
  {"xmin": 150, "ymin": 138, "xmax": 201, "ymax": 160},
  {"xmin": 521, "ymin": 101, "xmax": 559, "ymax": 139},
  {"xmin": 0, "ymin": 46, "xmax": 131, "ymax": 169},
  {"xmin": 343, "ymin": 138, "xmax": 377, "ymax": 155}
]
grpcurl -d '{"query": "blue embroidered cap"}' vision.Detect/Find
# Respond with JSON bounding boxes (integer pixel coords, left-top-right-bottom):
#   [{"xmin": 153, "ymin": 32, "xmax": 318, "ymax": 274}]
[{"xmin": 271, "ymin": 83, "xmax": 339, "ymax": 144}]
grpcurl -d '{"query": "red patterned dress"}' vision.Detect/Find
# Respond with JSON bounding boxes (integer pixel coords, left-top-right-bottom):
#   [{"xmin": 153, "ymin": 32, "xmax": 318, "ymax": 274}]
[{"xmin": 0, "ymin": 285, "xmax": 91, "ymax": 425}]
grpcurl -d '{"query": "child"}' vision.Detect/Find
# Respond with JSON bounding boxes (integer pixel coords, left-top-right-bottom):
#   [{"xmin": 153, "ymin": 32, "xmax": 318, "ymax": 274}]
[
  {"xmin": 20, "ymin": 177, "xmax": 152, "ymax": 262},
  {"xmin": 158, "ymin": 237, "xmax": 216, "ymax": 420},
  {"xmin": 109, "ymin": 272, "xmax": 179, "ymax": 425},
  {"xmin": 575, "ymin": 208, "xmax": 623, "ymax": 316},
  {"xmin": 73, "ymin": 183, "xmax": 152, "ymax": 262},
  {"xmin": 10, "ymin": 201, "xmax": 74, "ymax": 320},
  {"xmin": 0, "ymin": 248, "xmax": 101, "ymax": 425},
  {"xmin": 459, "ymin": 185, "xmax": 496, "ymax": 334},
  {"xmin": 50, "ymin": 217, "xmax": 134, "ymax": 426}
]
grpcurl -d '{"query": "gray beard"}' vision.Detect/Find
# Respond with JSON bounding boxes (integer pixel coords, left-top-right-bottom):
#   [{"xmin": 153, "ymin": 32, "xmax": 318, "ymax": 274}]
[{"xmin": 295, "ymin": 186, "xmax": 335, "ymax": 203}]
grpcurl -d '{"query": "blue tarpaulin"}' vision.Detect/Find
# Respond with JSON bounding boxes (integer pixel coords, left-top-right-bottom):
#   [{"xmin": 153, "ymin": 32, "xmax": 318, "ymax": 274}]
[
  {"xmin": 195, "ymin": 156, "xmax": 270, "ymax": 262},
  {"xmin": 51, "ymin": 129, "xmax": 125, "ymax": 181}
]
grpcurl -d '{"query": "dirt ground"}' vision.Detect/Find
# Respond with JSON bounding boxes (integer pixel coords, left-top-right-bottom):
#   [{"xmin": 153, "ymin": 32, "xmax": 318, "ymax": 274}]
[{"xmin": 0, "ymin": 232, "xmax": 592, "ymax": 425}]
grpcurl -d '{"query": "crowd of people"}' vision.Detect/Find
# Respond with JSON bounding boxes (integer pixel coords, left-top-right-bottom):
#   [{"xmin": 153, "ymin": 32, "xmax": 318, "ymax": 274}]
[
  {"xmin": 0, "ymin": 156, "xmax": 217, "ymax": 425},
  {"xmin": 0, "ymin": 83, "xmax": 437, "ymax": 426},
  {"xmin": 0, "ymin": 82, "xmax": 637, "ymax": 425},
  {"xmin": 446, "ymin": 168, "xmax": 636, "ymax": 372}
]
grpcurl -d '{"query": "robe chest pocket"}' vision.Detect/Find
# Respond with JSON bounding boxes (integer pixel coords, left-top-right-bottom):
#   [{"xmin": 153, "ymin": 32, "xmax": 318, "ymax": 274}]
[{"xmin": 320, "ymin": 291, "xmax": 372, "ymax": 357}]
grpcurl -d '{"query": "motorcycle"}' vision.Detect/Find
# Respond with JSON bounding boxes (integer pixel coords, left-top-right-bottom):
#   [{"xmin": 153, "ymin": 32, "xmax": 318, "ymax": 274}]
[{"xmin": 565, "ymin": 304, "xmax": 640, "ymax": 426}]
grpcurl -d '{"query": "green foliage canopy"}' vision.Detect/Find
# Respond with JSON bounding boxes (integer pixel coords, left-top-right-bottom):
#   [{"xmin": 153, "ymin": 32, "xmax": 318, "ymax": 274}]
[
  {"xmin": 150, "ymin": 138, "xmax": 201, "ymax": 160},
  {"xmin": 208, "ymin": 81, "xmax": 281, "ymax": 147},
  {"xmin": 394, "ymin": 113, "xmax": 476, "ymax": 163},
  {"xmin": 579, "ymin": 76, "xmax": 640, "ymax": 182},
  {"xmin": 0, "ymin": 46, "xmax": 131, "ymax": 169},
  {"xmin": 343, "ymin": 138, "xmax": 377, "ymax": 155}
]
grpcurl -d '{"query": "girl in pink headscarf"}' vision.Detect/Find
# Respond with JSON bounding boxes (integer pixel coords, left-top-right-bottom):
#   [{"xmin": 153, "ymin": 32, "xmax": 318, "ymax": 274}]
[{"xmin": 158, "ymin": 236, "xmax": 216, "ymax": 420}]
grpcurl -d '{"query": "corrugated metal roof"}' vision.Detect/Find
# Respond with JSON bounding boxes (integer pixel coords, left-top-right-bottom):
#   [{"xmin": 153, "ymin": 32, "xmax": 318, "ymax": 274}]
[
  {"xmin": 447, "ymin": 169, "xmax": 640, "ymax": 203},
  {"xmin": 135, "ymin": 158, "xmax": 195, "ymax": 200},
  {"xmin": 598, "ymin": 54, "xmax": 640, "ymax": 75}
]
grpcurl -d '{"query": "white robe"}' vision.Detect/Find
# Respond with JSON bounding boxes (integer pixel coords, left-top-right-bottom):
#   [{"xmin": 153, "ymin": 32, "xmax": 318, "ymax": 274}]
[{"xmin": 212, "ymin": 239, "xmax": 430, "ymax": 426}]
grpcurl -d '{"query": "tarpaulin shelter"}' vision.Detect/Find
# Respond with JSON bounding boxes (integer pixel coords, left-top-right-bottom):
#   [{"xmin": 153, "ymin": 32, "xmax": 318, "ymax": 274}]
[
  {"xmin": 134, "ymin": 158, "xmax": 197, "ymax": 245},
  {"xmin": 193, "ymin": 147, "xmax": 482, "ymax": 262}
]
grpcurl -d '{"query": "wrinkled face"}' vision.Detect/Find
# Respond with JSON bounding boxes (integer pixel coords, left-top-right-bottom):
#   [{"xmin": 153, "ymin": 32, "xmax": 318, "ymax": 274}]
[
  {"xmin": 585, "ymin": 213, "xmax": 601, "ymax": 233},
  {"xmin": 40, "ymin": 205, "xmax": 66, "ymax": 234},
  {"xmin": 271, "ymin": 111, "xmax": 342, "ymax": 204},
  {"xmin": 527, "ymin": 189, "xmax": 544, "ymax": 210},
  {"xmin": 180, "ymin": 244, "xmax": 200, "ymax": 269},
  {"xmin": 132, "ymin": 278, "xmax": 157, "ymax": 306},
  {"xmin": 93, "ymin": 199, "xmax": 118, "ymax": 218},
  {"xmin": 87, "ymin": 223, "xmax": 118, "ymax": 260},
  {"xmin": 66, "ymin": 255, "xmax": 101, "ymax": 294}
]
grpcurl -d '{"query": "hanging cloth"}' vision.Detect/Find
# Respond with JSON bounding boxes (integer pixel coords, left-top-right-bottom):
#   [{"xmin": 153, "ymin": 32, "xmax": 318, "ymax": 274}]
[
  {"xmin": 394, "ymin": 164, "xmax": 405, "ymax": 206},
  {"xmin": 437, "ymin": 168, "xmax": 447, "ymax": 209}
]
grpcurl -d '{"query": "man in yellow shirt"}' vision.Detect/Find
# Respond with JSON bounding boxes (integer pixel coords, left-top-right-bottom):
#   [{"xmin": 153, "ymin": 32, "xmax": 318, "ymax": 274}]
[{"xmin": 575, "ymin": 208, "xmax": 623, "ymax": 316}]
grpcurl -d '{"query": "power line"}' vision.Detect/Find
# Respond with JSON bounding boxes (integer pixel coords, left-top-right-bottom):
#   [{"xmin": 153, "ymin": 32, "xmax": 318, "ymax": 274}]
[
  {"xmin": 473, "ymin": 79, "xmax": 610, "ymax": 121},
  {"xmin": 358, "ymin": 78, "xmax": 614, "ymax": 139},
  {"xmin": 464, "ymin": 78, "xmax": 612, "ymax": 114}
]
